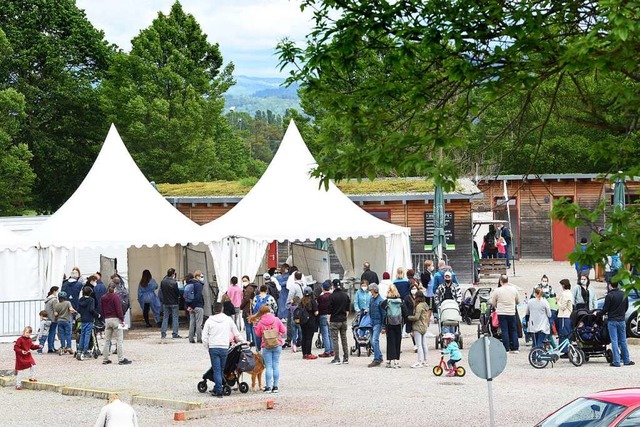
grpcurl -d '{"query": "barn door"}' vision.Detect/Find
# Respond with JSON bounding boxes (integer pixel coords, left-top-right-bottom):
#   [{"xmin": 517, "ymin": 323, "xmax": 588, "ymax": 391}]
[{"xmin": 552, "ymin": 198, "xmax": 576, "ymax": 261}]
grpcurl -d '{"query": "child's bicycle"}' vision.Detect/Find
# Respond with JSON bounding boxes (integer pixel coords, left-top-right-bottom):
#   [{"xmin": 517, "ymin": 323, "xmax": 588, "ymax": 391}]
[
  {"xmin": 528, "ymin": 338, "xmax": 585, "ymax": 369},
  {"xmin": 433, "ymin": 355, "xmax": 466, "ymax": 377}
]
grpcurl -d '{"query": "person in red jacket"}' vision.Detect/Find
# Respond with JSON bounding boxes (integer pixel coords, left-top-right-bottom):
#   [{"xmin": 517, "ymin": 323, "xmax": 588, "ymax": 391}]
[
  {"xmin": 100, "ymin": 283, "xmax": 132, "ymax": 365},
  {"xmin": 14, "ymin": 326, "xmax": 41, "ymax": 390}
]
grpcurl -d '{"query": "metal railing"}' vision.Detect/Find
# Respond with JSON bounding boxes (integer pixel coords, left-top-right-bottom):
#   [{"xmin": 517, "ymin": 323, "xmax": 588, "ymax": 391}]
[{"xmin": 0, "ymin": 299, "xmax": 43, "ymax": 337}]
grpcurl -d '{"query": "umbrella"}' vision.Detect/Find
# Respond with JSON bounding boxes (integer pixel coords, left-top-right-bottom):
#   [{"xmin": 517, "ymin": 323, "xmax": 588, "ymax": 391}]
[
  {"xmin": 432, "ymin": 184, "xmax": 447, "ymax": 263},
  {"xmin": 613, "ymin": 175, "xmax": 626, "ymax": 211}
]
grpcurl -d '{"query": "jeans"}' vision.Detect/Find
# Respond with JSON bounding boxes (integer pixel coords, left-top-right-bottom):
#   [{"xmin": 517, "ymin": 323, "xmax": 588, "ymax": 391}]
[
  {"xmin": 47, "ymin": 322, "xmax": 58, "ymax": 351},
  {"xmin": 292, "ymin": 324, "xmax": 301, "ymax": 346},
  {"xmin": 189, "ymin": 307, "xmax": 204, "ymax": 342},
  {"xmin": 244, "ymin": 318, "xmax": 255, "ymax": 344},
  {"xmin": 330, "ymin": 321, "xmax": 349, "ymax": 361},
  {"xmin": 234, "ymin": 307, "xmax": 243, "ymax": 331},
  {"xmin": 371, "ymin": 323, "xmax": 383, "ymax": 362},
  {"xmin": 608, "ymin": 320, "xmax": 631, "ymax": 366},
  {"xmin": 414, "ymin": 330, "xmax": 429, "ymax": 363},
  {"xmin": 532, "ymin": 331, "xmax": 547, "ymax": 348},
  {"xmin": 161, "ymin": 304, "xmax": 180, "ymax": 338},
  {"xmin": 57, "ymin": 320, "xmax": 72, "ymax": 349},
  {"xmin": 318, "ymin": 315, "xmax": 333, "ymax": 353},
  {"xmin": 38, "ymin": 335, "xmax": 47, "ymax": 352},
  {"xmin": 79, "ymin": 322, "xmax": 93, "ymax": 352},
  {"xmin": 104, "ymin": 318, "xmax": 124, "ymax": 362},
  {"xmin": 263, "ymin": 346, "xmax": 282, "ymax": 388},
  {"xmin": 504, "ymin": 244, "xmax": 511, "ymax": 267},
  {"xmin": 498, "ymin": 314, "xmax": 519, "ymax": 351},
  {"xmin": 557, "ymin": 317, "xmax": 571, "ymax": 354},
  {"xmin": 208, "ymin": 347, "xmax": 228, "ymax": 395}
]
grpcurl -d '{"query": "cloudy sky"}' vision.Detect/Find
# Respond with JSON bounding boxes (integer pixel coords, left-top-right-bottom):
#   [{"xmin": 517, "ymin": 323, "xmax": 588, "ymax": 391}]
[{"xmin": 76, "ymin": 0, "xmax": 314, "ymax": 77}]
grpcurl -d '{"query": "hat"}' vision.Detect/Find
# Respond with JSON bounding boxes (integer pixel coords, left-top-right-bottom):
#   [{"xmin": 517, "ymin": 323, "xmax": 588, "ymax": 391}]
[
  {"xmin": 368, "ymin": 283, "xmax": 379, "ymax": 292},
  {"xmin": 382, "ymin": 272, "xmax": 390, "ymax": 280},
  {"xmin": 303, "ymin": 286, "xmax": 313, "ymax": 296},
  {"xmin": 332, "ymin": 278, "xmax": 342, "ymax": 289},
  {"xmin": 58, "ymin": 291, "xmax": 68, "ymax": 299},
  {"xmin": 444, "ymin": 271, "xmax": 452, "ymax": 278},
  {"xmin": 322, "ymin": 280, "xmax": 331, "ymax": 290},
  {"xmin": 263, "ymin": 273, "xmax": 271, "ymax": 280},
  {"xmin": 559, "ymin": 279, "xmax": 571, "ymax": 288}
]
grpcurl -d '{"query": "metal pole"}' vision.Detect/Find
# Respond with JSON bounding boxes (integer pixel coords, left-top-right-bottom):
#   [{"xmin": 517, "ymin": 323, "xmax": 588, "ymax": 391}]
[
  {"xmin": 484, "ymin": 336, "xmax": 496, "ymax": 427},
  {"xmin": 502, "ymin": 180, "xmax": 516, "ymax": 276}
]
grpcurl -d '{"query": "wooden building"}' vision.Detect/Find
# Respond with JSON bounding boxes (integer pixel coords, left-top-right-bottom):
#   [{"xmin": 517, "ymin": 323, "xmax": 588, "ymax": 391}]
[
  {"xmin": 476, "ymin": 174, "xmax": 640, "ymax": 261},
  {"xmin": 161, "ymin": 178, "xmax": 481, "ymax": 283}
]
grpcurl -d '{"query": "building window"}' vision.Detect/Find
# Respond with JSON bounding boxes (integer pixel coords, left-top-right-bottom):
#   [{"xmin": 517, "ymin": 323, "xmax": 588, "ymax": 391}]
[{"xmin": 364, "ymin": 209, "xmax": 391, "ymax": 222}]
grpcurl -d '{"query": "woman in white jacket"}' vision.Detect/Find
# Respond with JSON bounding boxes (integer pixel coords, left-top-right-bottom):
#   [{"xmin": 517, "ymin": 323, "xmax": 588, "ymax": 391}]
[{"xmin": 527, "ymin": 287, "xmax": 551, "ymax": 348}]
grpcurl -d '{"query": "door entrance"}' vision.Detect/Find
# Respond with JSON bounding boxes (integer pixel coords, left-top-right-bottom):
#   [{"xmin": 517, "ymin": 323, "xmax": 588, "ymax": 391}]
[{"xmin": 552, "ymin": 198, "xmax": 576, "ymax": 261}]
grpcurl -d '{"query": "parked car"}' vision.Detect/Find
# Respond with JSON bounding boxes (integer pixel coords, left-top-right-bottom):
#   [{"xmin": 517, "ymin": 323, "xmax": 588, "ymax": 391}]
[
  {"xmin": 596, "ymin": 290, "xmax": 640, "ymax": 338},
  {"xmin": 536, "ymin": 388, "xmax": 640, "ymax": 426}
]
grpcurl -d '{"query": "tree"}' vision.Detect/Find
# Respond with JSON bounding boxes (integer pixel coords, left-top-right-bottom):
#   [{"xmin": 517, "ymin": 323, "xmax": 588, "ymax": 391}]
[
  {"xmin": 0, "ymin": 0, "xmax": 114, "ymax": 212},
  {"xmin": 278, "ymin": 0, "xmax": 640, "ymax": 285},
  {"xmin": 100, "ymin": 1, "xmax": 250, "ymax": 183}
]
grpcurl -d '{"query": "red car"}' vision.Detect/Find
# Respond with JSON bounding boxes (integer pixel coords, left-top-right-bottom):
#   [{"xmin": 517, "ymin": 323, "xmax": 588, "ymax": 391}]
[{"xmin": 536, "ymin": 388, "xmax": 640, "ymax": 426}]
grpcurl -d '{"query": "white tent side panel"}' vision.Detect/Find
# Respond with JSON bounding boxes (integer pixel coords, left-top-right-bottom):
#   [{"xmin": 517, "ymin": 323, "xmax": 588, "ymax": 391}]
[{"xmin": 0, "ymin": 249, "xmax": 40, "ymax": 301}]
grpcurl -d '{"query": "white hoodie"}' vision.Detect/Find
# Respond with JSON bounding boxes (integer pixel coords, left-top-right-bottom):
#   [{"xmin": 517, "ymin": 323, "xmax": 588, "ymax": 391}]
[{"xmin": 202, "ymin": 313, "xmax": 242, "ymax": 349}]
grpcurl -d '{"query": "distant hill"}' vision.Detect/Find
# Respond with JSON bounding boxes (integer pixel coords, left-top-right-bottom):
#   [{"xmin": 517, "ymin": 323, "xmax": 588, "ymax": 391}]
[{"xmin": 224, "ymin": 75, "xmax": 301, "ymax": 116}]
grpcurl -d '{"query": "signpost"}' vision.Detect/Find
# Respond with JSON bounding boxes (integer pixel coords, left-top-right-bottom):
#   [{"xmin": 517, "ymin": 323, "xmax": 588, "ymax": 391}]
[{"xmin": 468, "ymin": 336, "xmax": 507, "ymax": 427}]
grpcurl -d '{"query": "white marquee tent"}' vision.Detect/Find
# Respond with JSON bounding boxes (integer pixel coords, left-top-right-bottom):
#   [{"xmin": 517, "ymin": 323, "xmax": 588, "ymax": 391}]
[
  {"xmin": 201, "ymin": 121, "xmax": 412, "ymax": 296},
  {"xmin": 0, "ymin": 226, "xmax": 40, "ymax": 301}
]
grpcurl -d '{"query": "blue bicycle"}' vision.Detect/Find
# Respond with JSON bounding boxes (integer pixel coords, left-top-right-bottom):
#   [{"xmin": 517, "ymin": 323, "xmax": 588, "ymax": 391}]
[{"xmin": 528, "ymin": 338, "xmax": 585, "ymax": 368}]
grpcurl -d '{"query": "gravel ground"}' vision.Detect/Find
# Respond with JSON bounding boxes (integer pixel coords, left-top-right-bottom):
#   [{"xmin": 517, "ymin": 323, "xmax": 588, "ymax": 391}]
[{"xmin": 0, "ymin": 261, "xmax": 635, "ymax": 427}]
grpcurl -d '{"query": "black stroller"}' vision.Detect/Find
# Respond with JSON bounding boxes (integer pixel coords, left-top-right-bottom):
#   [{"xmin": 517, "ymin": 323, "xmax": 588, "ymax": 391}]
[
  {"xmin": 461, "ymin": 287, "xmax": 492, "ymax": 325},
  {"xmin": 349, "ymin": 311, "xmax": 373, "ymax": 357},
  {"xmin": 572, "ymin": 309, "xmax": 613, "ymax": 363},
  {"xmin": 72, "ymin": 318, "xmax": 104, "ymax": 360},
  {"xmin": 197, "ymin": 342, "xmax": 255, "ymax": 395}
]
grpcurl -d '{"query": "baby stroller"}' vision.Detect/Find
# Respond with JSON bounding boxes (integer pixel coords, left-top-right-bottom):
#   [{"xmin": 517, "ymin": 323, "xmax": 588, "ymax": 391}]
[
  {"xmin": 436, "ymin": 300, "xmax": 463, "ymax": 349},
  {"xmin": 350, "ymin": 311, "xmax": 373, "ymax": 357},
  {"xmin": 477, "ymin": 304, "xmax": 501, "ymax": 340},
  {"xmin": 461, "ymin": 287, "xmax": 492, "ymax": 325},
  {"xmin": 72, "ymin": 318, "xmax": 104, "ymax": 360},
  {"xmin": 197, "ymin": 342, "xmax": 254, "ymax": 395},
  {"xmin": 572, "ymin": 309, "xmax": 612, "ymax": 363}
]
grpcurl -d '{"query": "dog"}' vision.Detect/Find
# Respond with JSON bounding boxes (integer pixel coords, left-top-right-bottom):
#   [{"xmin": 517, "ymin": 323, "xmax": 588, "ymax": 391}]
[{"xmin": 248, "ymin": 350, "xmax": 265, "ymax": 392}]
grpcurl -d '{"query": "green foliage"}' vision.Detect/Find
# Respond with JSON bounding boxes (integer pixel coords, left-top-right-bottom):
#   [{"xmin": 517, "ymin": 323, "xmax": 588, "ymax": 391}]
[
  {"xmin": 0, "ymin": 85, "xmax": 35, "ymax": 215},
  {"xmin": 100, "ymin": 2, "xmax": 249, "ymax": 183},
  {"xmin": 0, "ymin": 0, "xmax": 114, "ymax": 212}
]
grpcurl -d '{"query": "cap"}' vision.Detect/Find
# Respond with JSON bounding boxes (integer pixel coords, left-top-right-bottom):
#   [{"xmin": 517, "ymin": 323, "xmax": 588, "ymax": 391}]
[
  {"xmin": 322, "ymin": 280, "xmax": 331, "ymax": 290},
  {"xmin": 444, "ymin": 271, "xmax": 452, "ymax": 278},
  {"xmin": 263, "ymin": 273, "xmax": 271, "ymax": 280},
  {"xmin": 58, "ymin": 291, "xmax": 68, "ymax": 299},
  {"xmin": 382, "ymin": 272, "xmax": 390, "ymax": 280},
  {"xmin": 303, "ymin": 286, "xmax": 313, "ymax": 296},
  {"xmin": 368, "ymin": 283, "xmax": 379, "ymax": 292}
]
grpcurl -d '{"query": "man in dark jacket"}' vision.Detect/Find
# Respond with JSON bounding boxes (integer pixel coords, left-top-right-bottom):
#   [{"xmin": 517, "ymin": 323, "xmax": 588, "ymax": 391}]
[
  {"xmin": 328, "ymin": 280, "xmax": 350, "ymax": 365},
  {"xmin": 316, "ymin": 281, "xmax": 334, "ymax": 358},
  {"xmin": 602, "ymin": 281, "xmax": 635, "ymax": 367},
  {"xmin": 367, "ymin": 283, "xmax": 385, "ymax": 367},
  {"xmin": 187, "ymin": 272, "xmax": 204, "ymax": 343},
  {"xmin": 100, "ymin": 283, "xmax": 131, "ymax": 365},
  {"xmin": 160, "ymin": 268, "xmax": 181, "ymax": 339},
  {"xmin": 93, "ymin": 272, "xmax": 107, "ymax": 316},
  {"xmin": 361, "ymin": 262, "xmax": 379, "ymax": 288}
]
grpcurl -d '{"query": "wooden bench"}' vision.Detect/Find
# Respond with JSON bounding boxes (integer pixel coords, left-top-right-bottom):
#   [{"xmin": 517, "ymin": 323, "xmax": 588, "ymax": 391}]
[{"xmin": 479, "ymin": 258, "xmax": 507, "ymax": 276}]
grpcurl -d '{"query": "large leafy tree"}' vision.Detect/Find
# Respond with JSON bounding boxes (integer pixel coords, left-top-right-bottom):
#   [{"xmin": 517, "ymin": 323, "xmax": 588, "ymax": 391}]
[
  {"xmin": 279, "ymin": 1, "xmax": 640, "ymax": 284},
  {"xmin": 101, "ymin": 1, "xmax": 249, "ymax": 183},
  {"xmin": 0, "ymin": 0, "xmax": 114, "ymax": 212}
]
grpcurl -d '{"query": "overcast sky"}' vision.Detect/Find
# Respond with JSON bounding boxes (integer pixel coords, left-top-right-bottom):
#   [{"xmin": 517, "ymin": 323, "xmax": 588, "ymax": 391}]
[{"xmin": 76, "ymin": 0, "xmax": 314, "ymax": 77}]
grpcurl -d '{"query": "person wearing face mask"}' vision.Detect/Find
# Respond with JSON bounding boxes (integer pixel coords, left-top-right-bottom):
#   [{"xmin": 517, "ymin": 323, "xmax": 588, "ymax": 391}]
[
  {"xmin": 530, "ymin": 275, "xmax": 558, "ymax": 346},
  {"xmin": 353, "ymin": 279, "xmax": 372, "ymax": 317},
  {"xmin": 137, "ymin": 270, "xmax": 161, "ymax": 327},
  {"xmin": 404, "ymin": 284, "xmax": 419, "ymax": 352},
  {"xmin": 186, "ymin": 272, "xmax": 205, "ymax": 343},
  {"xmin": 572, "ymin": 274, "xmax": 597, "ymax": 311}
]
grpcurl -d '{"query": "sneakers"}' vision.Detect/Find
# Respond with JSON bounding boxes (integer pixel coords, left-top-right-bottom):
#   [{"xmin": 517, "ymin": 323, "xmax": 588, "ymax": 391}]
[
  {"xmin": 386, "ymin": 362, "xmax": 392, "ymax": 368},
  {"xmin": 15, "ymin": 386, "xmax": 22, "ymax": 390},
  {"xmin": 48, "ymin": 349, "xmax": 57, "ymax": 353},
  {"xmin": 271, "ymin": 387, "xmax": 279, "ymax": 393},
  {"xmin": 102, "ymin": 360, "xmax": 112, "ymax": 365},
  {"xmin": 172, "ymin": 335, "xmax": 182, "ymax": 339},
  {"xmin": 263, "ymin": 387, "xmax": 272, "ymax": 393},
  {"xmin": 307, "ymin": 354, "xmax": 318, "ymax": 360},
  {"xmin": 318, "ymin": 352, "xmax": 331, "ymax": 358},
  {"xmin": 28, "ymin": 378, "xmax": 37, "ymax": 382},
  {"xmin": 118, "ymin": 358, "xmax": 132, "ymax": 365},
  {"xmin": 393, "ymin": 362, "xmax": 401, "ymax": 369},
  {"xmin": 510, "ymin": 350, "xmax": 520, "ymax": 354},
  {"xmin": 414, "ymin": 346, "xmax": 418, "ymax": 353},
  {"xmin": 329, "ymin": 351, "xmax": 335, "ymax": 357},
  {"xmin": 625, "ymin": 361, "xmax": 636, "ymax": 366},
  {"xmin": 411, "ymin": 362, "xmax": 423, "ymax": 369},
  {"xmin": 291, "ymin": 343, "xmax": 297, "ymax": 353},
  {"xmin": 342, "ymin": 359, "xmax": 349, "ymax": 365},
  {"xmin": 215, "ymin": 393, "xmax": 223, "ymax": 398},
  {"xmin": 368, "ymin": 360, "xmax": 382, "ymax": 368},
  {"xmin": 610, "ymin": 363, "xmax": 621, "ymax": 367},
  {"xmin": 330, "ymin": 359, "xmax": 341, "ymax": 365}
]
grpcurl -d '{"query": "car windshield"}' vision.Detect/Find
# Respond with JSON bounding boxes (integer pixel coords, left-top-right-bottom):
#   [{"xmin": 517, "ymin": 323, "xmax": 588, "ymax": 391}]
[{"xmin": 538, "ymin": 397, "xmax": 626, "ymax": 427}]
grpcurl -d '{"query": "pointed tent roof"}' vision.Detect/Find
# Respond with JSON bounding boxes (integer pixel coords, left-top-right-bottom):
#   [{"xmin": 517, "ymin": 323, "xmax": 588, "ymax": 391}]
[
  {"xmin": 29, "ymin": 124, "xmax": 201, "ymax": 248},
  {"xmin": 201, "ymin": 121, "xmax": 410, "ymax": 242},
  {"xmin": 0, "ymin": 225, "xmax": 35, "ymax": 251}
]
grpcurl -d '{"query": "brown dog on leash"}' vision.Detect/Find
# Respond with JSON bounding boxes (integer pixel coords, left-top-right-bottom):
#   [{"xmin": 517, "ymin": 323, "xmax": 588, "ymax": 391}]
[{"xmin": 248, "ymin": 350, "xmax": 265, "ymax": 391}]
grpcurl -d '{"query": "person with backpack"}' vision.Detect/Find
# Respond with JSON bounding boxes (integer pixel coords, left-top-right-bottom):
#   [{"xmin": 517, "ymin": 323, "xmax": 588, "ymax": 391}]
[
  {"xmin": 606, "ymin": 253, "xmax": 623, "ymax": 284},
  {"xmin": 328, "ymin": 279, "xmax": 350, "ymax": 365},
  {"xmin": 110, "ymin": 275, "xmax": 130, "ymax": 316},
  {"xmin": 241, "ymin": 281, "xmax": 258, "ymax": 346},
  {"xmin": 185, "ymin": 273, "xmax": 204, "ymax": 344},
  {"xmin": 253, "ymin": 304, "xmax": 287, "ymax": 393},
  {"xmin": 202, "ymin": 302, "xmax": 244, "ymax": 398},
  {"xmin": 100, "ymin": 283, "xmax": 132, "ymax": 365},
  {"xmin": 299, "ymin": 287, "xmax": 319, "ymax": 360},
  {"xmin": 263, "ymin": 273, "xmax": 280, "ymax": 302},
  {"xmin": 382, "ymin": 284, "xmax": 405, "ymax": 368},
  {"xmin": 251, "ymin": 285, "xmax": 278, "ymax": 351}
]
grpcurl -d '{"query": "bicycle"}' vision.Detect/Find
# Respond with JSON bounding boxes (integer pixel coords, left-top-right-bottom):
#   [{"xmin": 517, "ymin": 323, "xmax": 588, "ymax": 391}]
[
  {"xmin": 433, "ymin": 355, "xmax": 466, "ymax": 377},
  {"xmin": 528, "ymin": 338, "xmax": 585, "ymax": 369}
]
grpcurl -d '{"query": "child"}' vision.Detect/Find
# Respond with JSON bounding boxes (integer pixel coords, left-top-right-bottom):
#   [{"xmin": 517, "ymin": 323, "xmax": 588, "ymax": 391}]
[
  {"xmin": 289, "ymin": 296, "xmax": 302, "ymax": 353},
  {"xmin": 441, "ymin": 333, "xmax": 462, "ymax": 377},
  {"xmin": 77, "ymin": 285, "xmax": 98, "ymax": 360},
  {"xmin": 36, "ymin": 311, "xmax": 51, "ymax": 354},
  {"xmin": 54, "ymin": 291, "xmax": 76, "ymax": 355},
  {"xmin": 14, "ymin": 326, "xmax": 42, "ymax": 389}
]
